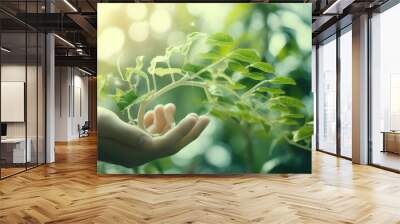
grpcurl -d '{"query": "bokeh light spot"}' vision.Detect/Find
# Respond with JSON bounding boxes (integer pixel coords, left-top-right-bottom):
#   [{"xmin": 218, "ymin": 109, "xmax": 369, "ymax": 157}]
[
  {"xmin": 205, "ymin": 145, "xmax": 231, "ymax": 168},
  {"xmin": 269, "ymin": 32, "xmax": 287, "ymax": 57},
  {"xmin": 129, "ymin": 21, "xmax": 149, "ymax": 42},
  {"xmin": 98, "ymin": 27, "xmax": 125, "ymax": 60},
  {"xmin": 150, "ymin": 9, "xmax": 172, "ymax": 33}
]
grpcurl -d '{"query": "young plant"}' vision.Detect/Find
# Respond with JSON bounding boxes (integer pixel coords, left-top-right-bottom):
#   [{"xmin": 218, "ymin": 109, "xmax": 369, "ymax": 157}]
[{"xmin": 99, "ymin": 32, "xmax": 313, "ymax": 152}]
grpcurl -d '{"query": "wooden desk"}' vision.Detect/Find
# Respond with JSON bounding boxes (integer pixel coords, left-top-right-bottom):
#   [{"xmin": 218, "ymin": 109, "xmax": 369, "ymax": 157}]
[
  {"xmin": 1, "ymin": 138, "xmax": 31, "ymax": 164},
  {"xmin": 382, "ymin": 131, "xmax": 400, "ymax": 154}
]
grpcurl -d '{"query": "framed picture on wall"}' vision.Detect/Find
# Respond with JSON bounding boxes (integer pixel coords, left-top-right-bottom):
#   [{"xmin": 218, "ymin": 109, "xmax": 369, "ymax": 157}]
[{"xmin": 97, "ymin": 3, "xmax": 313, "ymax": 174}]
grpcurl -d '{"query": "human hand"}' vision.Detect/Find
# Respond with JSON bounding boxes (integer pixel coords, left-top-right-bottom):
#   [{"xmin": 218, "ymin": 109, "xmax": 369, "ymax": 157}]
[{"xmin": 98, "ymin": 104, "xmax": 209, "ymax": 167}]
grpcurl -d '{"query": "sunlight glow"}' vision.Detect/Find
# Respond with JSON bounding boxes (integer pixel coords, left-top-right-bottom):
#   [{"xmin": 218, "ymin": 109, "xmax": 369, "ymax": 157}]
[
  {"xmin": 150, "ymin": 9, "xmax": 171, "ymax": 33},
  {"xmin": 126, "ymin": 4, "xmax": 148, "ymax": 21},
  {"xmin": 129, "ymin": 22, "xmax": 149, "ymax": 42},
  {"xmin": 98, "ymin": 27, "xmax": 125, "ymax": 60}
]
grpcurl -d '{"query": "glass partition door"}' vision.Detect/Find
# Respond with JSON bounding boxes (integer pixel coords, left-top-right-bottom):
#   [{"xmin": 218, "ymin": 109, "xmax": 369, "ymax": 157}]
[
  {"xmin": 370, "ymin": 4, "xmax": 400, "ymax": 171},
  {"xmin": 339, "ymin": 28, "xmax": 352, "ymax": 158},
  {"xmin": 317, "ymin": 36, "xmax": 337, "ymax": 154},
  {"xmin": 1, "ymin": 31, "xmax": 28, "ymax": 177},
  {"xmin": 0, "ymin": 2, "xmax": 46, "ymax": 179}
]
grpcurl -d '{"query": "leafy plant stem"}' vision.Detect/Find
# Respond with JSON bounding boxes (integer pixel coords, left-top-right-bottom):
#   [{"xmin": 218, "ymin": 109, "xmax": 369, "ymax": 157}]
[
  {"xmin": 242, "ymin": 80, "xmax": 269, "ymax": 99},
  {"xmin": 145, "ymin": 76, "xmax": 151, "ymax": 92},
  {"xmin": 192, "ymin": 54, "xmax": 230, "ymax": 79},
  {"xmin": 127, "ymin": 106, "xmax": 135, "ymax": 124},
  {"xmin": 167, "ymin": 61, "xmax": 176, "ymax": 82},
  {"xmin": 137, "ymin": 56, "xmax": 228, "ymax": 130},
  {"xmin": 117, "ymin": 55, "xmax": 124, "ymax": 80},
  {"xmin": 151, "ymin": 74, "xmax": 157, "ymax": 90},
  {"xmin": 134, "ymin": 77, "xmax": 140, "ymax": 91}
]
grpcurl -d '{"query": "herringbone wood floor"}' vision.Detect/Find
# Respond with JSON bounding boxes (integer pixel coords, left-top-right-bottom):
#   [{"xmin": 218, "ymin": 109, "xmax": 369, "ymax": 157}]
[{"xmin": 1, "ymin": 135, "xmax": 400, "ymax": 224}]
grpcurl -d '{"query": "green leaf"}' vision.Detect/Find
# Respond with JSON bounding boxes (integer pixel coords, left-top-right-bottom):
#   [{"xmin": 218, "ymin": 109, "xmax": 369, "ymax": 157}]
[
  {"xmin": 267, "ymin": 101, "xmax": 291, "ymax": 113},
  {"xmin": 256, "ymin": 87, "xmax": 285, "ymax": 95},
  {"xmin": 115, "ymin": 89, "xmax": 138, "ymax": 111},
  {"xmin": 235, "ymin": 101, "xmax": 250, "ymax": 110},
  {"xmin": 269, "ymin": 96, "xmax": 304, "ymax": 109},
  {"xmin": 241, "ymin": 72, "xmax": 265, "ymax": 80},
  {"xmin": 182, "ymin": 63, "xmax": 211, "ymax": 79},
  {"xmin": 229, "ymin": 82, "xmax": 246, "ymax": 90},
  {"xmin": 207, "ymin": 32, "xmax": 234, "ymax": 46},
  {"xmin": 229, "ymin": 48, "xmax": 261, "ymax": 64},
  {"xmin": 200, "ymin": 52, "xmax": 221, "ymax": 60},
  {"xmin": 228, "ymin": 61, "xmax": 247, "ymax": 73},
  {"xmin": 249, "ymin": 62, "xmax": 274, "ymax": 73},
  {"xmin": 277, "ymin": 118, "xmax": 300, "ymax": 126},
  {"xmin": 282, "ymin": 113, "xmax": 305, "ymax": 119},
  {"xmin": 293, "ymin": 125, "xmax": 314, "ymax": 142},
  {"xmin": 239, "ymin": 110, "xmax": 265, "ymax": 124},
  {"xmin": 208, "ymin": 84, "xmax": 237, "ymax": 103},
  {"xmin": 268, "ymin": 76, "xmax": 296, "ymax": 85},
  {"xmin": 126, "ymin": 67, "xmax": 146, "ymax": 78},
  {"xmin": 228, "ymin": 61, "xmax": 264, "ymax": 80},
  {"xmin": 154, "ymin": 68, "xmax": 182, "ymax": 76},
  {"xmin": 200, "ymin": 47, "xmax": 227, "ymax": 61},
  {"xmin": 182, "ymin": 63, "xmax": 203, "ymax": 73}
]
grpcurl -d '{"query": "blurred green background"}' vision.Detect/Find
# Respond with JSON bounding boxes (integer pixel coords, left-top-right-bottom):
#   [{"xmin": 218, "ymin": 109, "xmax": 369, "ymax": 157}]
[{"xmin": 97, "ymin": 3, "xmax": 312, "ymax": 174}]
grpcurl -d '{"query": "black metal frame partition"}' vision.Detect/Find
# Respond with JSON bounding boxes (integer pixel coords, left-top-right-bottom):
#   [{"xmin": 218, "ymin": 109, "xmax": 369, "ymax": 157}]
[
  {"xmin": 315, "ymin": 23, "xmax": 353, "ymax": 161},
  {"xmin": 0, "ymin": 1, "xmax": 47, "ymax": 180}
]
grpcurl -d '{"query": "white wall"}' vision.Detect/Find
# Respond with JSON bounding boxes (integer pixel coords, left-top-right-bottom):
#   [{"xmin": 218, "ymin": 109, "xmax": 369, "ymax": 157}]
[{"xmin": 55, "ymin": 67, "xmax": 89, "ymax": 141}]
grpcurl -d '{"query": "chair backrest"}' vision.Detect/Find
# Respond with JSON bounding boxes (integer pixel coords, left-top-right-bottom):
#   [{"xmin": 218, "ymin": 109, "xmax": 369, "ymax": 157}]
[{"xmin": 82, "ymin": 121, "xmax": 90, "ymax": 129}]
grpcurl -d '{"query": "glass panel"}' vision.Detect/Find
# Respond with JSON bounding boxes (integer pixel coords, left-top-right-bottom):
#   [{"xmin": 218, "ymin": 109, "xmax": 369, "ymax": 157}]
[
  {"xmin": 1, "ymin": 30, "xmax": 27, "ymax": 177},
  {"xmin": 26, "ymin": 0, "xmax": 39, "ymax": 169},
  {"xmin": 371, "ymin": 5, "xmax": 400, "ymax": 171},
  {"xmin": 339, "ymin": 29, "xmax": 352, "ymax": 158},
  {"xmin": 27, "ymin": 30, "xmax": 38, "ymax": 169},
  {"xmin": 38, "ymin": 32, "xmax": 45, "ymax": 165},
  {"xmin": 0, "ymin": 1, "xmax": 46, "ymax": 178},
  {"xmin": 317, "ymin": 37, "xmax": 337, "ymax": 154}
]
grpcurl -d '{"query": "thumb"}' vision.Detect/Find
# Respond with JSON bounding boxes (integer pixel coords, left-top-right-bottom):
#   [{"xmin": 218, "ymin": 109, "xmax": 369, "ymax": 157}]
[{"xmin": 176, "ymin": 115, "xmax": 209, "ymax": 149}]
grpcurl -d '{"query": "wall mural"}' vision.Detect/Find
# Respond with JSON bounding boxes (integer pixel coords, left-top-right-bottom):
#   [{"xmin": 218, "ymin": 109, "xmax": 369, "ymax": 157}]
[{"xmin": 97, "ymin": 3, "xmax": 313, "ymax": 174}]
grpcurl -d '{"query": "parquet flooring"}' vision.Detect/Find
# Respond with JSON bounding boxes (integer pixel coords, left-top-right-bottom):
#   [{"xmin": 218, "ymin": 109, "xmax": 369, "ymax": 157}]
[{"xmin": 0, "ymin": 135, "xmax": 400, "ymax": 223}]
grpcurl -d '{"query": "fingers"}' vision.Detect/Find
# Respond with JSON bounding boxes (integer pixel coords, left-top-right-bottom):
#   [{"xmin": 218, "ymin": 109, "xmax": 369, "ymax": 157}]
[
  {"xmin": 145, "ymin": 104, "xmax": 176, "ymax": 134},
  {"xmin": 144, "ymin": 111, "xmax": 154, "ymax": 129},
  {"xmin": 152, "ymin": 113, "xmax": 198, "ymax": 155},
  {"xmin": 162, "ymin": 103, "xmax": 176, "ymax": 133},
  {"xmin": 164, "ymin": 103, "xmax": 176, "ymax": 123},
  {"xmin": 176, "ymin": 115, "xmax": 210, "ymax": 149}
]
